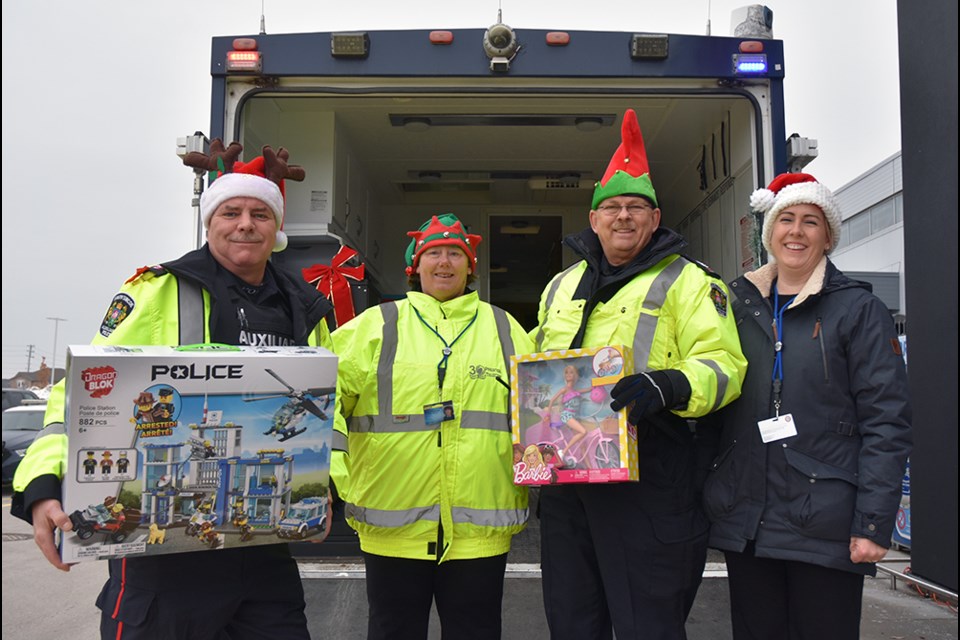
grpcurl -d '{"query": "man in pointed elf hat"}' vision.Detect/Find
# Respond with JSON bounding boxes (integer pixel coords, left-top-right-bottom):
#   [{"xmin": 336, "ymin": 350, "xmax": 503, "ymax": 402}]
[
  {"xmin": 11, "ymin": 140, "xmax": 335, "ymax": 640},
  {"xmin": 531, "ymin": 109, "xmax": 747, "ymax": 640},
  {"xmin": 329, "ymin": 213, "xmax": 533, "ymax": 639}
]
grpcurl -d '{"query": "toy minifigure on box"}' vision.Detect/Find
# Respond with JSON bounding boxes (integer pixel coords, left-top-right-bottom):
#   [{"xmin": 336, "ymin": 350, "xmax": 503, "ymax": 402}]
[{"xmin": 510, "ymin": 345, "xmax": 639, "ymax": 485}]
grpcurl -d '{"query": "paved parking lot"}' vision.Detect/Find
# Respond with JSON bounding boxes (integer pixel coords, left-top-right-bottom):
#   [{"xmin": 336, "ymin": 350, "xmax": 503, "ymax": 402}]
[{"xmin": 3, "ymin": 487, "xmax": 956, "ymax": 639}]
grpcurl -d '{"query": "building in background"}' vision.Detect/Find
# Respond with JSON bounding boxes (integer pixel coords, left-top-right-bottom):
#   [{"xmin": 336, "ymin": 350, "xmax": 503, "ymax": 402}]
[{"xmin": 830, "ymin": 152, "xmax": 906, "ymax": 331}]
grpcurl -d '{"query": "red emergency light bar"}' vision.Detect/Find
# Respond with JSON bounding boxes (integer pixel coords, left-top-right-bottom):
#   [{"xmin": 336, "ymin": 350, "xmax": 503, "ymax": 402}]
[{"xmin": 226, "ymin": 50, "xmax": 262, "ymax": 73}]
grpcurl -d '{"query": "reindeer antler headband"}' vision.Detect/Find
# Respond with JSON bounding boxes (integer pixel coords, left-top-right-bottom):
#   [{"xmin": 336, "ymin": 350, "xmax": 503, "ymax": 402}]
[{"xmin": 184, "ymin": 139, "xmax": 306, "ymax": 253}]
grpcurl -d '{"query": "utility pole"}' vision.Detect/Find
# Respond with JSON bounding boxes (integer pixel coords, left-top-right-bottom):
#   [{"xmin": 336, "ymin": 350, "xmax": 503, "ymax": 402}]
[
  {"xmin": 46, "ymin": 317, "xmax": 67, "ymax": 387},
  {"xmin": 26, "ymin": 344, "xmax": 36, "ymax": 371}
]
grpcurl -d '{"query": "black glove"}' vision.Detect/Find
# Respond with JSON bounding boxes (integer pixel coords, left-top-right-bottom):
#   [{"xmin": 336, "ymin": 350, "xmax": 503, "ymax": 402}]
[{"xmin": 609, "ymin": 369, "xmax": 689, "ymax": 425}]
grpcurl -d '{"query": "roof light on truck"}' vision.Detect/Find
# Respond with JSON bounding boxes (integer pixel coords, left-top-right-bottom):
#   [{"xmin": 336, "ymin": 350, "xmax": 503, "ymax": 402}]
[
  {"xmin": 630, "ymin": 34, "xmax": 669, "ymax": 60},
  {"xmin": 226, "ymin": 38, "xmax": 262, "ymax": 73},
  {"xmin": 733, "ymin": 53, "xmax": 768, "ymax": 75},
  {"xmin": 331, "ymin": 32, "xmax": 370, "ymax": 58},
  {"xmin": 429, "ymin": 31, "xmax": 454, "ymax": 45}
]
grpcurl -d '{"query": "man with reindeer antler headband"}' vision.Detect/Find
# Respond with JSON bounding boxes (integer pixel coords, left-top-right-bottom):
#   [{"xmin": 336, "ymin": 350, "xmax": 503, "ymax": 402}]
[{"xmin": 11, "ymin": 140, "xmax": 335, "ymax": 639}]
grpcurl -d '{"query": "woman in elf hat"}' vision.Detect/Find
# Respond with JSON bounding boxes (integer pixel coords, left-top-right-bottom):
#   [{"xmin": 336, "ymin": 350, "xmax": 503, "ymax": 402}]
[
  {"xmin": 703, "ymin": 173, "xmax": 912, "ymax": 639},
  {"xmin": 329, "ymin": 213, "xmax": 533, "ymax": 640}
]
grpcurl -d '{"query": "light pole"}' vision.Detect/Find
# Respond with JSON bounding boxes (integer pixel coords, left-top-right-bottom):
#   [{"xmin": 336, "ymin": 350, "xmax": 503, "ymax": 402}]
[{"xmin": 46, "ymin": 317, "xmax": 67, "ymax": 388}]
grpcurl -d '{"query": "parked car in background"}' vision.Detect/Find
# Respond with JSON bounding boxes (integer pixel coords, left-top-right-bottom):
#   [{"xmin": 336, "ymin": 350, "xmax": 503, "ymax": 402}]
[
  {"xmin": 2, "ymin": 388, "xmax": 40, "ymax": 411},
  {"xmin": 2, "ymin": 401, "xmax": 46, "ymax": 484}
]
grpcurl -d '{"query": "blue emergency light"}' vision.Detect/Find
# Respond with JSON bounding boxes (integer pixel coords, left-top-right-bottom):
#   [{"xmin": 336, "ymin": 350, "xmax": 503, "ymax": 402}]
[{"xmin": 733, "ymin": 53, "xmax": 768, "ymax": 75}]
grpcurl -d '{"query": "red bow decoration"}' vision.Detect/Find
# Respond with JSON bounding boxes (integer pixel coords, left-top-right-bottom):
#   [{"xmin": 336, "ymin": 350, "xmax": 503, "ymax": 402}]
[{"xmin": 303, "ymin": 246, "xmax": 366, "ymax": 328}]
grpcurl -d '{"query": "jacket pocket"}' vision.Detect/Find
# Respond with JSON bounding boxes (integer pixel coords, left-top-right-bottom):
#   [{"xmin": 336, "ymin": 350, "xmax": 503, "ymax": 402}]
[
  {"xmin": 702, "ymin": 439, "xmax": 739, "ymax": 521},
  {"xmin": 814, "ymin": 317, "xmax": 830, "ymax": 382},
  {"xmin": 783, "ymin": 446, "xmax": 857, "ymax": 542}
]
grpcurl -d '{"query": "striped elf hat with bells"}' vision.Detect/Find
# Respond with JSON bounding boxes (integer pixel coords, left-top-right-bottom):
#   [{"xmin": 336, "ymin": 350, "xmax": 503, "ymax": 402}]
[
  {"xmin": 592, "ymin": 109, "xmax": 658, "ymax": 210},
  {"xmin": 182, "ymin": 139, "xmax": 306, "ymax": 252},
  {"xmin": 404, "ymin": 214, "xmax": 482, "ymax": 276}
]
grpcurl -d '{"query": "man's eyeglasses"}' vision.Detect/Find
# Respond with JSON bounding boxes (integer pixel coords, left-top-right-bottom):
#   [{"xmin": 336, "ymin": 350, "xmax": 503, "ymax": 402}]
[{"xmin": 595, "ymin": 203, "xmax": 655, "ymax": 216}]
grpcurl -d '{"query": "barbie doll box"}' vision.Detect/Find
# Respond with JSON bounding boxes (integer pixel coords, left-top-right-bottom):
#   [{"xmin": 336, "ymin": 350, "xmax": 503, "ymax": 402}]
[
  {"xmin": 58, "ymin": 344, "xmax": 337, "ymax": 563},
  {"xmin": 509, "ymin": 345, "xmax": 638, "ymax": 485}
]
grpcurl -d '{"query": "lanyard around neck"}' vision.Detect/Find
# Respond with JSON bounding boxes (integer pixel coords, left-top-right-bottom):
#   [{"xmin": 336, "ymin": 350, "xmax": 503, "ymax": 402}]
[
  {"xmin": 771, "ymin": 287, "xmax": 794, "ymax": 417},
  {"xmin": 412, "ymin": 305, "xmax": 478, "ymax": 397}
]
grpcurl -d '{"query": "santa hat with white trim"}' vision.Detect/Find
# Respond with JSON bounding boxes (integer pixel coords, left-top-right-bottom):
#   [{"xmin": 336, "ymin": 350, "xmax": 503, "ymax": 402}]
[
  {"xmin": 184, "ymin": 140, "xmax": 305, "ymax": 253},
  {"xmin": 751, "ymin": 172, "xmax": 842, "ymax": 255}
]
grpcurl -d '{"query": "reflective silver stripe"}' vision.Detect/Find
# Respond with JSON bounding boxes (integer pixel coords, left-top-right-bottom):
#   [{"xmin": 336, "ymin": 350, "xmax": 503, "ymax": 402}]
[
  {"xmin": 346, "ymin": 503, "xmax": 526, "ymax": 529},
  {"xmin": 534, "ymin": 263, "xmax": 582, "ymax": 350},
  {"xmin": 177, "ymin": 277, "xmax": 205, "ymax": 344},
  {"xmin": 452, "ymin": 506, "xmax": 529, "ymax": 528},
  {"xmin": 697, "ymin": 358, "xmax": 730, "ymax": 412},
  {"xmin": 633, "ymin": 257, "xmax": 688, "ymax": 371},
  {"xmin": 377, "ymin": 301, "xmax": 399, "ymax": 417},
  {"xmin": 458, "ymin": 410, "xmax": 509, "ymax": 432},
  {"xmin": 331, "ymin": 429, "xmax": 349, "ymax": 453},
  {"xmin": 490, "ymin": 305, "xmax": 514, "ymax": 432},
  {"xmin": 348, "ymin": 414, "xmax": 432, "ymax": 433},
  {"xmin": 349, "ymin": 410, "xmax": 508, "ymax": 434},
  {"xmin": 490, "ymin": 306, "xmax": 514, "ymax": 369},
  {"xmin": 633, "ymin": 314, "xmax": 660, "ymax": 373},
  {"xmin": 642, "ymin": 256, "xmax": 688, "ymax": 310},
  {"xmin": 346, "ymin": 502, "xmax": 440, "ymax": 527}
]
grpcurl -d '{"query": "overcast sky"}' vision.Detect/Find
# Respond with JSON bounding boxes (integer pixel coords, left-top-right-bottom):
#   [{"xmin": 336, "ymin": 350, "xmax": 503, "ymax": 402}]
[{"xmin": 1, "ymin": 0, "xmax": 902, "ymax": 378}]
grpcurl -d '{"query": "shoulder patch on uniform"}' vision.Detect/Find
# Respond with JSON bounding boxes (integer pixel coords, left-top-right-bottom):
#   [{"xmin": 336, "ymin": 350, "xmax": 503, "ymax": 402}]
[
  {"xmin": 709, "ymin": 283, "xmax": 728, "ymax": 317},
  {"xmin": 125, "ymin": 265, "xmax": 166, "ymax": 285},
  {"xmin": 682, "ymin": 254, "xmax": 721, "ymax": 279},
  {"xmin": 99, "ymin": 293, "xmax": 135, "ymax": 337}
]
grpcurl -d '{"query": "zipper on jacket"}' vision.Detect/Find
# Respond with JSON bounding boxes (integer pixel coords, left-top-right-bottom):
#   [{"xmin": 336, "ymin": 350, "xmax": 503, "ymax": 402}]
[
  {"xmin": 437, "ymin": 432, "xmax": 442, "ymax": 447},
  {"xmin": 813, "ymin": 318, "xmax": 829, "ymax": 382}
]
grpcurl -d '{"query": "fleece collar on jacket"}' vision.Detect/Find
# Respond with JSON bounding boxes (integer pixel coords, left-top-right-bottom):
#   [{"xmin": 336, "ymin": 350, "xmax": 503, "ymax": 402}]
[{"xmin": 743, "ymin": 256, "xmax": 869, "ymax": 309}]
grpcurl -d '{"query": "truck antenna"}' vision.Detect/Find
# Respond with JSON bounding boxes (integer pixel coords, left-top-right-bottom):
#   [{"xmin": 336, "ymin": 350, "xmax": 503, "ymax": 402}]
[
  {"xmin": 705, "ymin": 0, "xmax": 712, "ymax": 36},
  {"xmin": 259, "ymin": 0, "xmax": 266, "ymax": 35}
]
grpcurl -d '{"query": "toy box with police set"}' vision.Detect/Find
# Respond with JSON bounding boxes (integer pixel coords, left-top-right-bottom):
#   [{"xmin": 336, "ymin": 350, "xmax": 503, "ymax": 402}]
[
  {"xmin": 509, "ymin": 345, "xmax": 639, "ymax": 485},
  {"xmin": 59, "ymin": 344, "xmax": 337, "ymax": 563}
]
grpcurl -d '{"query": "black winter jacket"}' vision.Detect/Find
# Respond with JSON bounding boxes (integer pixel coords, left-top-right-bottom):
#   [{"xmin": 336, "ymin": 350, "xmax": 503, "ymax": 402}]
[{"xmin": 703, "ymin": 258, "xmax": 911, "ymax": 575}]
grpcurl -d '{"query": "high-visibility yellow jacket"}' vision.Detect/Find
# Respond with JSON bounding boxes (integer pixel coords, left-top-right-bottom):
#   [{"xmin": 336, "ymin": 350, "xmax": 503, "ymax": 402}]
[
  {"xmin": 12, "ymin": 256, "xmax": 333, "ymax": 522},
  {"xmin": 331, "ymin": 291, "xmax": 532, "ymax": 562},
  {"xmin": 533, "ymin": 232, "xmax": 746, "ymax": 419}
]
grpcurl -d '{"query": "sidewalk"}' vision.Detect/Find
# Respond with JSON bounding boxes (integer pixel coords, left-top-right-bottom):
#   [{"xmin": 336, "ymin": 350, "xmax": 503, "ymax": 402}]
[
  {"xmin": 2, "ymin": 486, "xmax": 957, "ymax": 640},
  {"xmin": 295, "ymin": 553, "xmax": 958, "ymax": 640}
]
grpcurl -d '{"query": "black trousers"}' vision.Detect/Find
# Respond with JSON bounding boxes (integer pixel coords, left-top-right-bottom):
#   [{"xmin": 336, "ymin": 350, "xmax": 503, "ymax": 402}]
[
  {"xmin": 363, "ymin": 551, "xmax": 508, "ymax": 640},
  {"xmin": 724, "ymin": 547, "xmax": 865, "ymax": 640},
  {"xmin": 539, "ymin": 483, "xmax": 708, "ymax": 640},
  {"xmin": 96, "ymin": 544, "xmax": 309, "ymax": 640}
]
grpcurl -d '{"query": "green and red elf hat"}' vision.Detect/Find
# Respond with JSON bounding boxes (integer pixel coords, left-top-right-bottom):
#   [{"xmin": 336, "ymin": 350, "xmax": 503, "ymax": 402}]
[
  {"xmin": 591, "ymin": 109, "xmax": 658, "ymax": 210},
  {"xmin": 404, "ymin": 214, "xmax": 482, "ymax": 276}
]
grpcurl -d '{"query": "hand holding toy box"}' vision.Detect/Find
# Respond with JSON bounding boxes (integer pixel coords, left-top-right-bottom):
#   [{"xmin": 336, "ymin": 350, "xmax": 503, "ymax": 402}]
[
  {"xmin": 60, "ymin": 345, "xmax": 337, "ymax": 563},
  {"xmin": 509, "ymin": 345, "xmax": 638, "ymax": 485}
]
